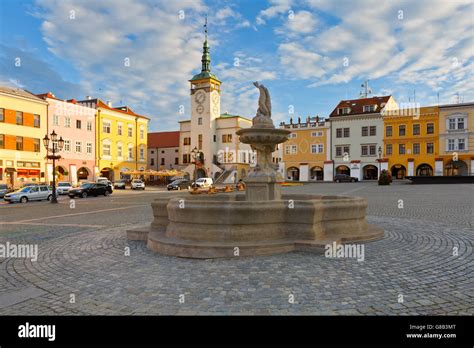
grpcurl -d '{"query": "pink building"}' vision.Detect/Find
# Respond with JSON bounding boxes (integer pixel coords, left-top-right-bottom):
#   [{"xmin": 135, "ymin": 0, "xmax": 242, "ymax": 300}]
[{"xmin": 37, "ymin": 92, "xmax": 96, "ymax": 184}]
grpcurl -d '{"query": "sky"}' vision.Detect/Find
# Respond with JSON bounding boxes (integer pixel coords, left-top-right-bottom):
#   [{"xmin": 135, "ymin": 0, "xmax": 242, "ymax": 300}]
[{"xmin": 0, "ymin": 0, "xmax": 473, "ymax": 131}]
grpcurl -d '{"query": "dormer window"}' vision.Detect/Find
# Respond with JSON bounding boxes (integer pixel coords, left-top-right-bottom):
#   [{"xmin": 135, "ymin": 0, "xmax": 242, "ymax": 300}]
[
  {"xmin": 363, "ymin": 105, "xmax": 377, "ymax": 112},
  {"xmin": 338, "ymin": 107, "xmax": 350, "ymax": 115}
]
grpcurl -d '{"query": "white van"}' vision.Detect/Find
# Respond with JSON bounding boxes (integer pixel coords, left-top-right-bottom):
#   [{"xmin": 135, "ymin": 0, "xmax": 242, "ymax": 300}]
[{"xmin": 193, "ymin": 177, "xmax": 213, "ymax": 188}]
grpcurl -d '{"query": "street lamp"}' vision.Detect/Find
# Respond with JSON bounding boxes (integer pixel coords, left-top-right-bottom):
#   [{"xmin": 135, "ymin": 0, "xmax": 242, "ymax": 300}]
[
  {"xmin": 191, "ymin": 146, "xmax": 200, "ymax": 182},
  {"xmin": 43, "ymin": 130, "xmax": 64, "ymax": 203},
  {"xmin": 377, "ymin": 145, "xmax": 382, "ymax": 179}
]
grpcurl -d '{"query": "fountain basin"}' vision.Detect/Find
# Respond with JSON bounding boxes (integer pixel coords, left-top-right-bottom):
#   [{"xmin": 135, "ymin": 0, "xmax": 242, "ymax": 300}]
[
  {"xmin": 127, "ymin": 193, "xmax": 384, "ymax": 258},
  {"xmin": 236, "ymin": 127, "xmax": 290, "ymax": 146}
]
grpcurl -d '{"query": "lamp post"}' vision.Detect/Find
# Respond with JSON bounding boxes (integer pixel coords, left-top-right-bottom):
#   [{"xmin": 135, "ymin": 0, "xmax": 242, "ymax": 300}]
[
  {"xmin": 43, "ymin": 130, "xmax": 64, "ymax": 203},
  {"xmin": 191, "ymin": 146, "xmax": 199, "ymax": 182},
  {"xmin": 377, "ymin": 145, "xmax": 382, "ymax": 179}
]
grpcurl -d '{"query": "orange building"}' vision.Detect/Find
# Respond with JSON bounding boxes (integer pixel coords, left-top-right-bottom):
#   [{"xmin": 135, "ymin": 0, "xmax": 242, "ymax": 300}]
[
  {"xmin": 382, "ymin": 105, "xmax": 439, "ymax": 178},
  {"xmin": 0, "ymin": 86, "xmax": 48, "ymax": 187},
  {"xmin": 280, "ymin": 116, "xmax": 331, "ymax": 181}
]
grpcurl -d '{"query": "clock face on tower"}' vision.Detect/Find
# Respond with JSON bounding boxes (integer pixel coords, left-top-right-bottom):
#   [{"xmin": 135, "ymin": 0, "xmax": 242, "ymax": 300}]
[
  {"xmin": 196, "ymin": 105, "xmax": 204, "ymax": 114},
  {"xmin": 194, "ymin": 90, "xmax": 206, "ymax": 104},
  {"xmin": 212, "ymin": 92, "xmax": 219, "ymax": 104}
]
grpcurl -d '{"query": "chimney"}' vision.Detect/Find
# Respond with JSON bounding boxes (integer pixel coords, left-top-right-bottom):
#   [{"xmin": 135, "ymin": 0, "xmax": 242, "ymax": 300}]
[
  {"xmin": 107, "ymin": 101, "xmax": 112, "ymax": 107},
  {"xmin": 86, "ymin": 95, "xmax": 92, "ymax": 100}
]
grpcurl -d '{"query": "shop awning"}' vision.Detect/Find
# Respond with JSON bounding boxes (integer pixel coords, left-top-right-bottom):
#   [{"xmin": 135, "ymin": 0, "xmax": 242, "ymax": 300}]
[{"xmin": 5, "ymin": 167, "xmax": 16, "ymax": 172}]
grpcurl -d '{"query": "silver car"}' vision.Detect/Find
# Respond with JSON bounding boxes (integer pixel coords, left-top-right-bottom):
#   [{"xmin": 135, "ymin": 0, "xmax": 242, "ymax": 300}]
[
  {"xmin": 4, "ymin": 185, "xmax": 53, "ymax": 203},
  {"xmin": 0, "ymin": 184, "xmax": 10, "ymax": 198},
  {"xmin": 56, "ymin": 182, "xmax": 73, "ymax": 195}
]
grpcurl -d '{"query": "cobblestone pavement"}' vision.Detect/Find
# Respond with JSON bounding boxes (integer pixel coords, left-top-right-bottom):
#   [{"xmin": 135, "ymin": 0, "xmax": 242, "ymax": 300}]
[{"xmin": 0, "ymin": 182, "xmax": 472, "ymax": 315}]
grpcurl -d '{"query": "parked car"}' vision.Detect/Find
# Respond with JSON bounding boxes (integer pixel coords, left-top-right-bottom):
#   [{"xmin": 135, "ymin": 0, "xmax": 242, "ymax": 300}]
[
  {"xmin": 192, "ymin": 177, "xmax": 213, "ymax": 188},
  {"xmin": 97, "ymin": 178, "xmax": 113, "ymax": 191},
  {"xmin": 113, "ymin": 179, "xmax": 127, "ymax": 189},
  {"xmin": 0, "ymin": 184, "xmax": 11, "ymax": 198},
  {"xmin": 167, "ymin": 179, "xmax": 191, "ymax": 191},
  {"xmin": 4, "ymin": 185, "xmax": 53, "ymax": 203},
  {"xmin": 131, "ymin": 179, "xmax": 145, "ymax": 190},
  {"xmin": 334, "ymin": 174, "xmax": 358, "ymax": 183},
  {"xmin": 56, "ymin": 182, "xmax": 73, "ymax": 195},
  {"xmin": 68, "ymin": 183, "xmax": 112, "ymax": 198}
]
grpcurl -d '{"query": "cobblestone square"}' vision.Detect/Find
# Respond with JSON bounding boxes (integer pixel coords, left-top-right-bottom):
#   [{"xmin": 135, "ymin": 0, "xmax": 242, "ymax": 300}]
[{"xmin": 0, "ymin": 183, "xmax": 472, "ymax": 315}]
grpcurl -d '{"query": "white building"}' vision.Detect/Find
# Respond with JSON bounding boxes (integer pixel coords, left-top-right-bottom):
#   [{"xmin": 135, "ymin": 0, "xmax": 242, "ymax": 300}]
[
  {"xmin": 179, "ymin": 32, "xmax": 254, "ymax": 183},
  {"xmin": 329, "ymin": 96, "xmax": 398, "ymax": 180}
]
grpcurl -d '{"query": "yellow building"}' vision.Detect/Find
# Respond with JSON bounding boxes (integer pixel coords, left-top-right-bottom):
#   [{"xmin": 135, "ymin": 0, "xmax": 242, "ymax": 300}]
[
  {"xmin": 0, "ymin": 86, "xmax": 48, "ymax": 188},
  {"xmin": 383, "ymin": 106, "xmax": 439, "ymax": 178},
  {"xmin": 78, "ymin": 98, "xmax": 149, "ymax": 181},
  {"xmin": 280, "ymin": 116, "xmax": 331, "ymax": 181},
  {"xmin": 438, "ymin": 102, "xmax": 474, "ymax": 176}
]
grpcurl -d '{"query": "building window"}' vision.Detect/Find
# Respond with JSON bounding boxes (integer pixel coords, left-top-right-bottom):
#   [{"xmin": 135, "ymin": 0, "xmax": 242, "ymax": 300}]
[
  {"xmin": 399, "ymin": 144, "xmax": 405, "ymax": 154},
  {"xmin": 34, "ymin": 139, "xmax": 40, "ymax": 152},
  {"xmin": 65, "ymin": 117, "xmax": 71, "ymax": 127},
  {"xmin": 128, "ymin": 145, "xmax": 133, "ymax": 160},
  {"xmin": 457, "ymin": 118, "xmax": 465, "ymax": 130},
  {"xmin": 399, "ymin": 125, "xmax": 406, "ymax": 136},
  {"xmin": 198, "ymin": 117, "xmax": 202, "ymax": 125},
  {"xmin": 448, "ymin": 118, "xmax": 456, "ymax": 130},
  {"xmin": 311, "ymin": 144, "xmax": 324, "ymax": 153},
  {"xmin": 0, "ymin": 108, "xmax": 4, "ymax": 122},
  {"xmin": 117, "ymin": 124, "xmax": 123, "ymax": 135},
  {"xmin": 64, "ymin": 140, "xmax": 71, "ymax": 152},
  {"xmin": 361, "ymin": 126, "xmax": 368, "ymax": 137},
  {"xmin": 183, "ymin": 137, "xmax": 191, "ymax": 145},
  {"xmin": 140, "ymin": 126, "xmax": 144, "ymax": 139},
  {"xmin": 343, "ymin": 128, "xmax": 350, "ymax": 137},
  {"xmin": 386, "ymin": 126, "xmax": 392, "ymax": 137},
  {"xmin": 426, "ymin": 143, "xmax": 434, "ymax": 154},
  {"xmin": 16, "ymin": 136, "xmax": 23, "ymax": 150},
  {"xmin": 336, "ymin": 145, "xmax": 349, "ymax": 157},
  {"xmin": 288, "ymin": 133, "xmax": 297, "ymax": 139},
  {"xmin": 363, "ymin": 105, "xmax": 376, "ymax": 112},
  {"xmin": 447, "ymin": 139, "xmax": 455, "ymax": 151},
  {"xmin": 458, "ymin": 138, "xmax": 465, "ymax": 150},
  {"xmin": 86, "ymin": 142, "xmax": 92, "ymax": 155},
  {"xmin": 369, "ymin": 126, "xmax": 376, "ymax": 136},
  {"xmin": 76, "ymin": 120, "xmax": 81, "ymax": 129},
  {"xmin": 175, "ymin": 157, "xmax": 179, "ymax": 165},
  {"xmin": 361, "ymin": 145, "xmax": 368, "ymax": 156},
  {"xmin": 75, "ymin": 141, "xmax": 82, "ymax": 153},
  {"xmin": 140, "ymin": 146, "xmax": 145, "ymax": 160},
  {"xmin": 369, "ymin": 144, "xmax": 376, "ymax": 155},
  {"xmin": 336, "ymin": 128, "xmax": 342, "ymax": 138},
  {"xmin": 161, "ymin": 158, "xmax": 165, "ymax": 165},
  {"xmin": 128, "ymin": 125, "xmax": 133, "ymax": 137},
  {"xmin": 426, "ymin": 123, "xmax": 434, "ymax": 134},
  {"xmin": 16, "ymin": 111, "xmax": 23, "ymax": 125},
  {"xmin": 183, "ymin": 154, "xmax": 190, "ymax": 164},
  {"xmin": 103, "ymin": 143, "xmax": 111, "ymax": 157},
  {"xmin": 53, "ymin": 114, "xmax": 59, "ymax": 125},
  {"xmin": 285, "ymin": 145, "xmax": 297, "ymax": 155},
  {"xmin": 103, "ymin": 121, "xmax": 111, "ymax": 133},
  {"xmin": 222, "ymin": 134, "xmax": 233, "ymax": 143},
  {"xmin": 87, "ymin": 121, "xmax": 92, "ymax": 131},
  {"xmin": 413, "ymin": 143, "xmax": 420, "ymax": 154},
  {"xmin": 413, "ymin": 124, "xmax": 420, "ymax": 135},
  {"xmin": 150, "ymin": 158, "xmax": 155, "ymax": 166},
  {"xmin": 33, "ymin": 114, "xmax": 40, "ymax": 128},
  {"xmin": 0, "ymin": 134, "xmax": 4, "ymax": 149},
  {"xmin": 386, "ymin": 144, "xmax": 392, "ymax": 155},
  {"xmin": 337, "ymin": 107, "xmax": 350, "ymax": 115},
  {"xmin": 117, "ymin": 144, "xmax": 122, "ymax": 157},
  {"xmin": 311, "ymin": 131, "xmax": 323, "ymax": 137},
  {"xmin": 198, "ymin": 134, "xmax": 203, "ymax": 149},
  {"xmin": 213, "ymin": 135, "xmax": 216, "ymax": 142}
]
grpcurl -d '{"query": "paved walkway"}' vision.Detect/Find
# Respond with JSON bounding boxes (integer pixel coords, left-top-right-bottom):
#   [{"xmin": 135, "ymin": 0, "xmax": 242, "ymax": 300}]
[{"xmin": 0, "ymin": 183, "xmax": 472, "ymax": 315}]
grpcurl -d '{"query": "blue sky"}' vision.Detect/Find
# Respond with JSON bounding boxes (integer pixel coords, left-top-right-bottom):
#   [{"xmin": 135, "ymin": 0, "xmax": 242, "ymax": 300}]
[{"xmin": 1, "ymin": 0, "xmax": 473, "ymax": 131}]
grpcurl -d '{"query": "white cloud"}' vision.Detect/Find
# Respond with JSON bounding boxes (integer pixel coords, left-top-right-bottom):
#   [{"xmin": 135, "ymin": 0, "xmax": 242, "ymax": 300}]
[
  {"xmin": 256, "ymin": 0, "xmax": 293, "ymax": 25},
  {"xmin": 276, "ymin": 0, "xmax": 473, "ymax": 103}
]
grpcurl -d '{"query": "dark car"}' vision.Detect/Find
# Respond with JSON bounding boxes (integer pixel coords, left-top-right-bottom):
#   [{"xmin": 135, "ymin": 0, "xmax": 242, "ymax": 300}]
[
  {"xmin": 167, "ymin": 179, "xmax": 191, "ymax": 191},
  {"xmin": 0, "ymin": 184, "xmax": 11, "ymax": 198},
  {"xmin": 334, "ymin": 174, "xmax": 358, "ymax": 183},
  {"xmin": 68, "ymin": 183, "xmax": 112, "ymax": 198}
]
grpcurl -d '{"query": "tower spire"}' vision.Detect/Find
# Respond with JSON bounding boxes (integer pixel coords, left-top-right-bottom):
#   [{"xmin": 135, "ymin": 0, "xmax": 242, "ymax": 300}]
[{"xmin": 201, "ymin": 15, "xmax": 211, "ymax": 73}]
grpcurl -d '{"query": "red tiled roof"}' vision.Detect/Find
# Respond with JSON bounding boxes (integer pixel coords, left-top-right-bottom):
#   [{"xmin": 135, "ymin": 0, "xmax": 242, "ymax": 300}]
[
  {"xmin": 329, "ymin": 96, "xmax": 392, "ymax": 117},
  {"xmin": 148, "ymin": 131, "xmax": 180, "ymax": 148},
  {"xmin": 96, "ymin": 100, "xmax": 149, "ymax": 120}
]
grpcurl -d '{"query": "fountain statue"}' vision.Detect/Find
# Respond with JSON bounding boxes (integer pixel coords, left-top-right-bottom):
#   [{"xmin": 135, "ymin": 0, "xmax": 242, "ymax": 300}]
[{"xmin": 127, "ymin": 82, "xmax": 384, "ymax": 258}]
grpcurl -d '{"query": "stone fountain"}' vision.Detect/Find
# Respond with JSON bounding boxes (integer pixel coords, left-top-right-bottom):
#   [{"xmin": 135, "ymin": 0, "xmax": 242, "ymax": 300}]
[{"xmin": 127, "ymin": 82, "xmax": 383, "ymax": 258}]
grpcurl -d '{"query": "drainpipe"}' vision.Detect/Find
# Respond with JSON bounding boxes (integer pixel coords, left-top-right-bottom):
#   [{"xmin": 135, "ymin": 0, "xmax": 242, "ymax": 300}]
[
  {"xmin": 97, "ymin": 109, "xmax": 100, "ymax": 180},
  {"xmin": 135, "ymin": 117, "xmax": 138, "ymax": 171}
]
